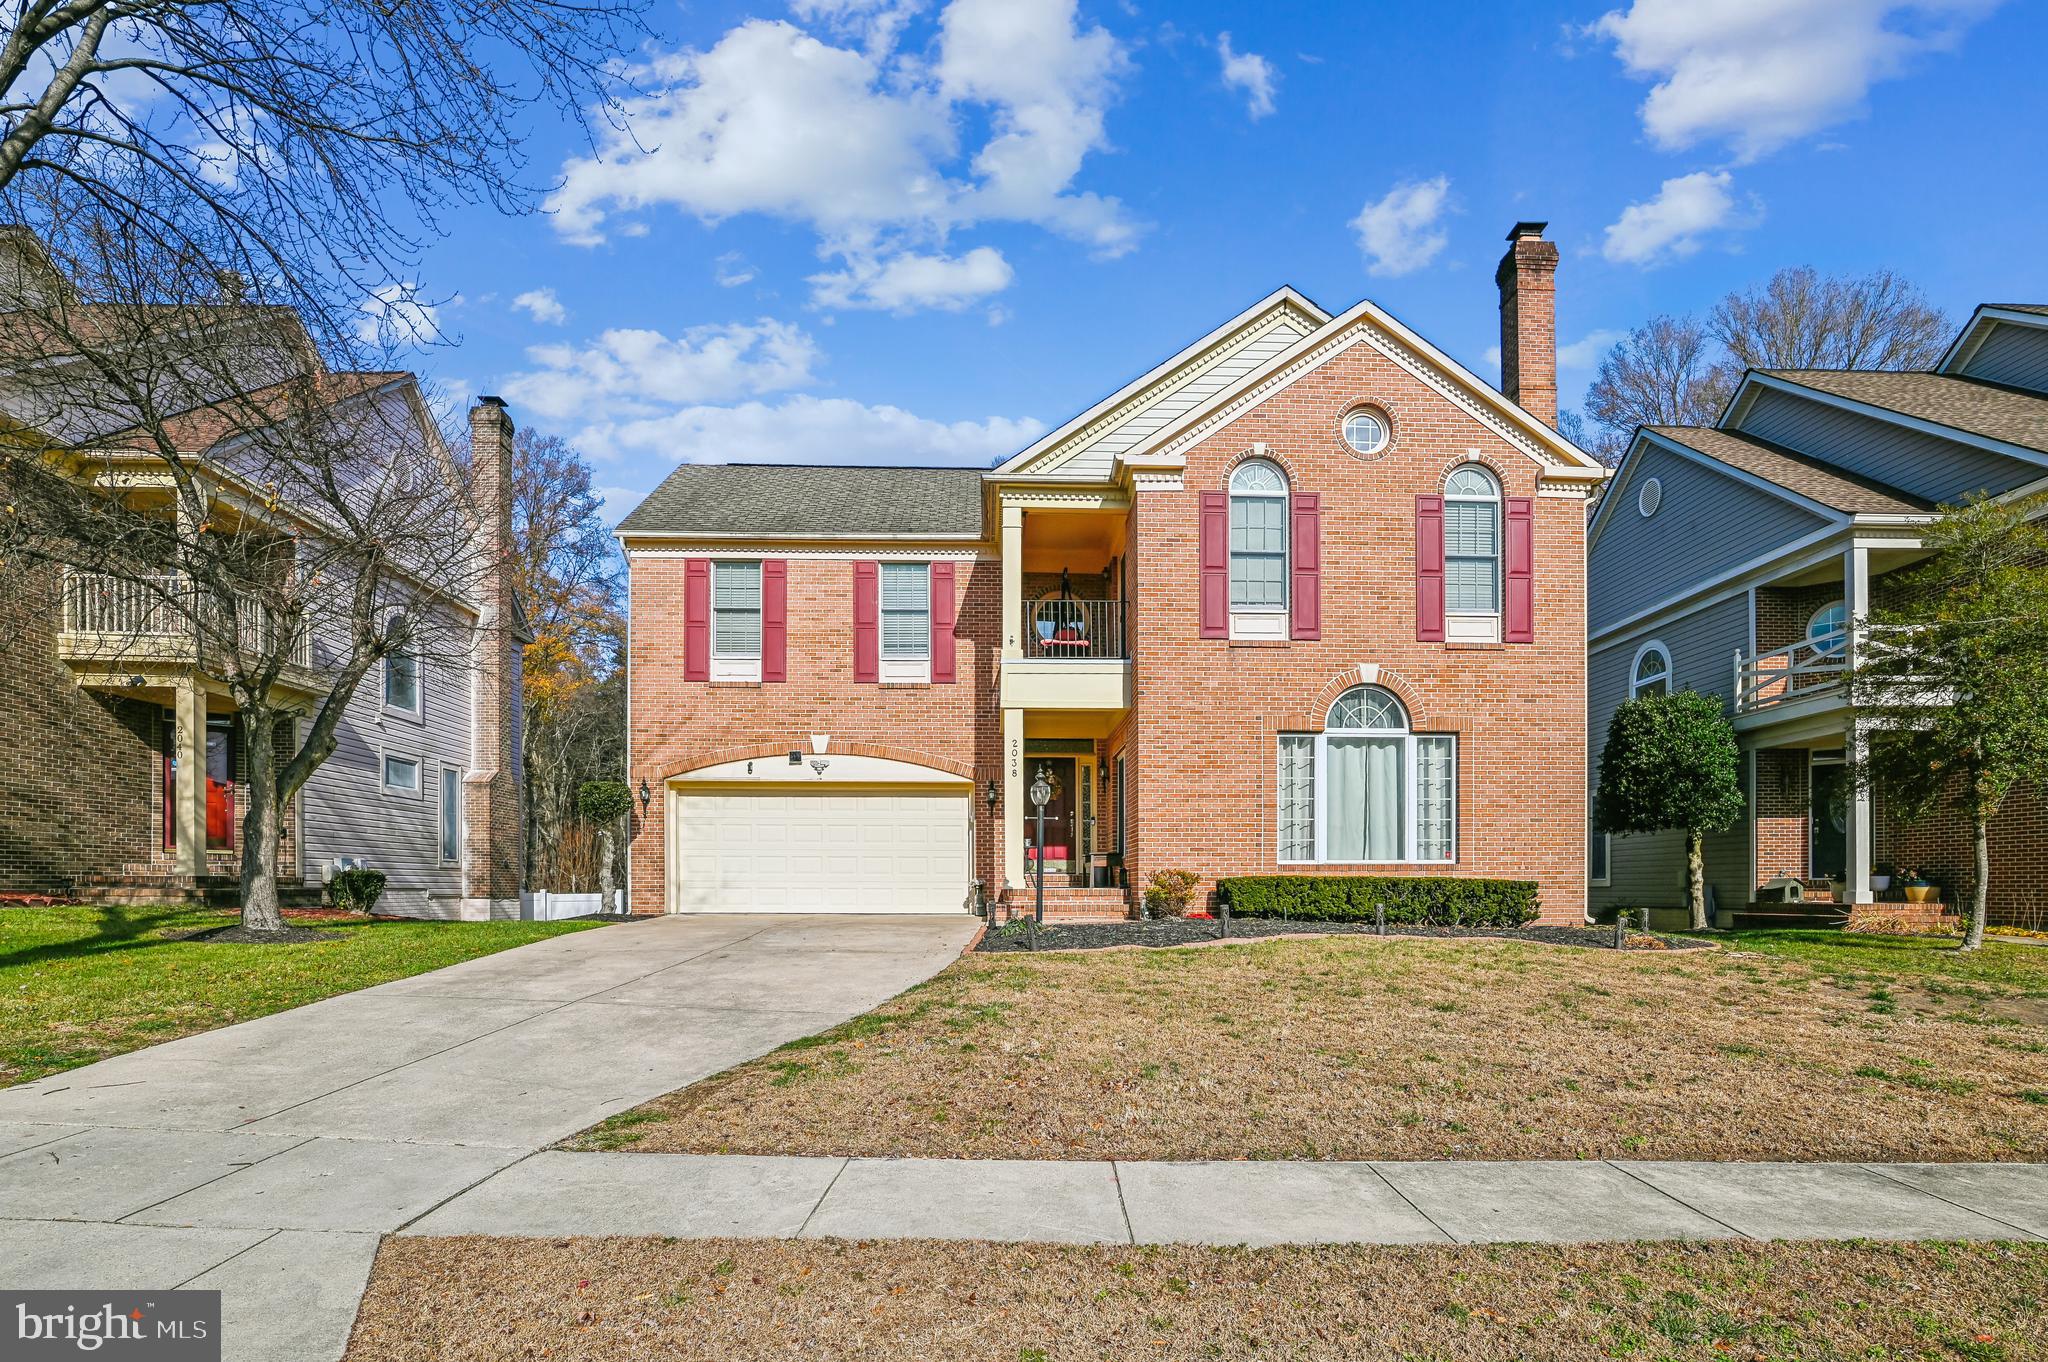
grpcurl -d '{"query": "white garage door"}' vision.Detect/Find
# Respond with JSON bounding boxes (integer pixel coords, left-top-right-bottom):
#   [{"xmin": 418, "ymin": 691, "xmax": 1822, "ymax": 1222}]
[{"xmin": 671, "ymin": 786, "xmax": 971, "ymax": 914}]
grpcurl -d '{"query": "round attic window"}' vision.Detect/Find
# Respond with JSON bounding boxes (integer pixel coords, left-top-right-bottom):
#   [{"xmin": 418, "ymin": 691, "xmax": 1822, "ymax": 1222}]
[
  {"xmin": 1638, "ymin": 476, "xmax": 1663, "ymax": 518},
  {"xmin": 1340, "ymin": 406, "xmax": 1391, "ymax": 458}
]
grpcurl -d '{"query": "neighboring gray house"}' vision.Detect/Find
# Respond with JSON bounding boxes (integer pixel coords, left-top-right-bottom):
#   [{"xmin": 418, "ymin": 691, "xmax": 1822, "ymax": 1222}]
[{"xmin": 1587, "ymin": 304, "xmax": 2048, "ymax": 927}]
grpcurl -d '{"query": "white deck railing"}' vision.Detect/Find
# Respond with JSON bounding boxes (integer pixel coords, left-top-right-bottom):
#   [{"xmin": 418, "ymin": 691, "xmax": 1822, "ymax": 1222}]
[
  {"xmin": 61, "ymin": 570, "xmax": 313, "ymax": 669},
  {"xmin": 1735, "ymin": 630, "xmax": 1848, "ymax": 711}
]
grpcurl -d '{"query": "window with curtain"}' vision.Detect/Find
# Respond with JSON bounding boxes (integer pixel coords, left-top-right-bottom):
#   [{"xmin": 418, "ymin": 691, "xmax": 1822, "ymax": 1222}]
[
  {"xmin": 1443, "ymin": 465, "xmax": 1501, "ymax": 615},
  {"xmin": 1631, "ymin": 642, "xmax": 1671, "ymax": 698},
  {"xmin": 712, "ymin": 560, "xmax": 762, "ymax": 657},
  {"xmin": 1277, "ymin": 685, "xmax": 1455, "ymax": 864},
  {"xmin": 1228, "ymin": 459, "xmax": 1288, "ymax": 612},
  {"xmin": 880, "ymin": 562, "xmax": 931, "ymax": 658}
]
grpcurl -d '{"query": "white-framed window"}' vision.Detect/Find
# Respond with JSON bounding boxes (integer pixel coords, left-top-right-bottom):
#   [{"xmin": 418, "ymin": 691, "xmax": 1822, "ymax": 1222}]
[
  {"xmin": 439, "ymin": 766, "xmax": 463, "ymax": 864},
  {"xmin": 382, "ymin": 612, "xmax": 421, "ymax": 717},
  {"xmin": 1631, "ymin": 641, "xmax": 1672, "ymax": 698},
  {"xmin": 711, "ymin": 559, "xmax": 763, "ymax": 682},
  {"xmin": 1341, "ymin": 405, "xmax": 1391, "ymax": 457},
  {"xmin": 1444, "ymin": 464, "xmax": 1502, "ymax": 643},
  {"xmin": 1277, "ymin": 684, "xmax": 1455, "ymax": 865},
  {"xmin": 1807, "ymin": 600, "xmax": 1848, "ymax": 657},
  {"xmin": 381, "ymin": 752, "xmax": 422, "ymax": 797},
  {"xmin": 1228, "ymin": 458, "xmax": 1288, "ymax": 639},
  {"xmin": 1590, "ymin": 821, "xmax": 1611, "ymax": 887},
  {"xmin": 880, "ymin": 561, "xmax": 931, "ymax": 682}
]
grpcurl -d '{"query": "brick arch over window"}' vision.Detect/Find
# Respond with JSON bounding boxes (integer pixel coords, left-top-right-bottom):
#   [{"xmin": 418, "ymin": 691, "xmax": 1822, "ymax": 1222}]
[
  {"xmin": 656, "ymin": 741, "xmax": 977, "ymax": 785},
  {"xmin": 1434, "ymin": 449, "xmax": 1512, "ymax": 492},
  {"xmin": 1220, "ymin": 442, "xmax": 1301, "ymax": 485},
  {"xmin": 1289, "ymin": 665, "xmax": 1464, "ymax": 734}
]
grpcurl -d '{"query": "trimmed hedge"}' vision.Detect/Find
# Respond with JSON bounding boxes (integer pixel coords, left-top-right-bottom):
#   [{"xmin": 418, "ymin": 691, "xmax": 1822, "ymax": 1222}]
[
  {"xmin": 1216, "ymin": 875, "xmax": 1539, "ymax": 928},
  {"xmin": 331, "ymin": 868, "xmax": 388, "ymax": 914}
]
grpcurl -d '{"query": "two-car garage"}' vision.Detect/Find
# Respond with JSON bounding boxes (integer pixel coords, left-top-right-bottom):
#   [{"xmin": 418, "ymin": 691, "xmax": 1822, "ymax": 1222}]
[{"xmin": 666, "ymin": 755, "xmax": 973, "ymax": 914}]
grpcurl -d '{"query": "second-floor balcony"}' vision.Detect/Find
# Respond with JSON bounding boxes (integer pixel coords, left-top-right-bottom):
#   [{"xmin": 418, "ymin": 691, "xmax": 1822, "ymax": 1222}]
[
  {"xmin": 1735, "ymin": 630, "xmax": 1848, "ymax": 713},
  {"xmin": 1023, "ymin": 597, "xmax": 1127, "ymax": 660},
  {"xmin": 59, "ymin": 570, "xmax": 319, "ymax": 683}
]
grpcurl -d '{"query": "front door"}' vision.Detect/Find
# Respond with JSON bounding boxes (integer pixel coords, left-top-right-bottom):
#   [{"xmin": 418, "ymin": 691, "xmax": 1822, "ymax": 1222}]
[
  {"xmin": 1025, "ymin": 757, "xmax": 1076, "ymax": 877},
  {"xmin": 205, "ymin": 718, "xmax": 235, "ymax": 850},
  {"xmin": 1811, "ymin": 759, "xmax": 1848, "ymax": 881}
]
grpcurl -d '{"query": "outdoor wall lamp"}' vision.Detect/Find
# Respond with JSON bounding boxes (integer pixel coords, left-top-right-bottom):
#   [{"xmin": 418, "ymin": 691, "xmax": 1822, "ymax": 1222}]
[
  {"xmin": 986, "ymin": 780, "xmax": 1000, "ymax": 810},
  {"xmin": 636, "ymin": 778, "xmax": 651, "ymax": 815}
]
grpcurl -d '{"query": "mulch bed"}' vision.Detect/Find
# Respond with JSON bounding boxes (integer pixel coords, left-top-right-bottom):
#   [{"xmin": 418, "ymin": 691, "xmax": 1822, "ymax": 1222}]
[
  {"xmin": 178, "ymin": 924, "xmax": 344, "ymax": 944},
  {"xmin": 976, "ymin": 917, "xmax": 1705, "ymax": 953}
]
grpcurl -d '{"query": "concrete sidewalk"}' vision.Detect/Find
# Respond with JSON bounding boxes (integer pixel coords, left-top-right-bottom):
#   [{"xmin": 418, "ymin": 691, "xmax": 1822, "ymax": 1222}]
[
  {"xmin": 401, "ymin": 1151, "xmax": 2048, "ymax": 1247},
  {"xmin": 0, "ymin": 914, "xmax": 978, "ymax": 1362}
]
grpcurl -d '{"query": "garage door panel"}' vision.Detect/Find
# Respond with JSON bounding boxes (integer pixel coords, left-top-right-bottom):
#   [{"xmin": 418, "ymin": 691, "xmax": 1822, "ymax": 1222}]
[{"xmin": 672, "ymin": 786, "xmax": 970, "ymax": 914}]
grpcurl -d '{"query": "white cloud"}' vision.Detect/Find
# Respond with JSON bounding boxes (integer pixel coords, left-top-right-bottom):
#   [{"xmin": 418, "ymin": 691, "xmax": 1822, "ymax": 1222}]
[
  {"xmin": 1591, "ymin": 0, "xmax": 2003, "ymax": 162},
  {"xmin": 500, "ymin": 319, "xmax": 821, "ymax": 425},
  {"xmin": 791, "ymin": 0, "xmax": 927, "ymax": 55},
  {"xmin": 808, "ymin": 246, "xmax": 1014, "ymax": 312},
  {"xmin": 1558, "ymin": 328, "xmax": 1625, "ymax": 369},
  {"xmin": 511, "ymin": 288, "xmax": 567, "ymax": 325},
  {"xmin": 714, "ymin": 252, "xmax": 757, "ymax": 287},
  {"xmin": 1601, "ymin": 170, "xmax": 1759, "ymax": 265},
  {"xmin": 1217, "ymin": 32, "xmax": 1277, "ymax": 119},
  {"xmin": 545, "ymin": 2, "xmax": 1140, "ymax": 310},
  {"xmin": 356, "ymin": 283, "xmax": 441, "ymax": 349},
  {"xmin": 1350, "ymin": 176, "xmax": 1453, "ymax": 278},
  {"xmin": 575, "ymin": 394, "xmax": 1044, "ymax": 468}
]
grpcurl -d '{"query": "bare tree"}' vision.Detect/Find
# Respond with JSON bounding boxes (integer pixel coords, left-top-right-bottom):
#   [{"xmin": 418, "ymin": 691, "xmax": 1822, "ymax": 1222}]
[
  {"xmin": 0, "ymin": 0, "xmax": 641, "ymax": 348},
  {"xmin": 0, "ymin": 226, "xmax": 504, "ymax": 931},
  {"xmin": 1580, "ymin": 268, "xmax": 1953, "ymax": 463}
]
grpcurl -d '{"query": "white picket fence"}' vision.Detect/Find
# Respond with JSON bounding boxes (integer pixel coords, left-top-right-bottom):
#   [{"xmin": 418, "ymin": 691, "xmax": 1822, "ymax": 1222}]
[{"xmin": 521, "ymin": 890, "xmax": 606, "ymax": 921}]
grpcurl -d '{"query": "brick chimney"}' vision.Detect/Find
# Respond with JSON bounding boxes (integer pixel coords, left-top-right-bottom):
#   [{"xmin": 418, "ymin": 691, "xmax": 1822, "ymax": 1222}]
[
  {"xmin": 464, "ymin": 396, "xmax": 526, "ymax": 915},
  {"xmin": 1496, "ymin": 221, "xmax": 1559, "ymax": 429}
]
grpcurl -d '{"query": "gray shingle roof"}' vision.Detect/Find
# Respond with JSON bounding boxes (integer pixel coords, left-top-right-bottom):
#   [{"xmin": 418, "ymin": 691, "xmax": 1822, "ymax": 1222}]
[
  {"xmin": 1989, "ymin": 303, "xmax": 2048, "ymax": 317},
  {"xmin": 616, "ymin": 463, "xmax": 986, "ymax": 537},
  {"xmin": 1762, "ymin": 369, "xmax": 2048, "ymax": 454},
  {"xmin": 1646, "ymin": 426, "xmax": 1935, "ymax": 515}
]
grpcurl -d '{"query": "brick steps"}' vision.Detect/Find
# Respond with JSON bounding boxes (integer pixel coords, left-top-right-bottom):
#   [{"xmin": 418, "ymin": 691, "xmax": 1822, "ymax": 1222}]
[
  {"xmin": 70, "ymin": 872, "xmax": 325, "ymax": 909},
  {"xmin": 996, "ymin": 885, "xmax": 1132, "ymax": 923},
  {"xmin": 1731, "ymin": 901, "xmax": 1955, "ymax": 932}
]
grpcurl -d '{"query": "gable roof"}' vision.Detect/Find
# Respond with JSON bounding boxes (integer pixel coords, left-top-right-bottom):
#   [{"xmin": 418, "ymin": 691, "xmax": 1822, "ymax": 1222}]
[
  {"xmin": 1757, "ymin": 369, "xmax": 2048, "ymax": 456},
  {"xmin": 617, "ymin": 464, "xmax": 985, "ymax": 539},
  {"xmin": 992, "ymin": 287, "xmax": 1330, "ymax": 479},
  {"xmin": 1644, "ymin": 426, "xmax": 1933, "ymax": 515},
  {"xmin": 1118, "ymin": 295, "xmax": 1609, "ymax": 480}
]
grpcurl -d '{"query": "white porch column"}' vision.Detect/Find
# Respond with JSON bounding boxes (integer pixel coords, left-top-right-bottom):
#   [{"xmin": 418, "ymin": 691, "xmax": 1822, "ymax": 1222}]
[
  {"xmin": 1000, "ymin": 503, "xmax": 1024, "ymax": 659},
  {"xmin": 173, "ymin": 678, "xmax": 207, "ymax": 876},
  {"xmin": 1002, "ymin": 707, "xmax": 1026, "ymax": 889},
  {"xmin": 1843, "ymin": 543, "xmax": 1873, "ymax": 904}
]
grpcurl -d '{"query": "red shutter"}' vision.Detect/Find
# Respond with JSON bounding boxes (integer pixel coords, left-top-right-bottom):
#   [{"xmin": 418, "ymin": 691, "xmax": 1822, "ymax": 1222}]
[
  {"xmin": 1290, "ymin": 491, "xmax": 1321, "ymax": 641},
  {"xmin": 1504, "ymin": 496, "xmax": 1535, "ymax": 644},
  {"xmin": 1198, "ymin": 491, "xmax": 1228, "ymax": 638},
  {"xmin": 930, "ymin": 561, "xmax": 956, "ymax": 683},
  {"xmin": 852, "ymin": 560, "xmax": 879, "ymax": 683},
  {"xmin": 1415, "ymin": 495, "xmax": 1445, "ymax": 643},
  {"xmin": 684, "ymin": 558, "xmax": 710, "ymax": 681},
  {"xmin": 761, "ymin": 559, "xmax": 788, "ymax": 682}
]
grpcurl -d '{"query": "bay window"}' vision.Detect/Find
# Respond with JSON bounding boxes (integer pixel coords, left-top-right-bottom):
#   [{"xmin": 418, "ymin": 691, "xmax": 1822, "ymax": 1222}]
[{"xmin": 1276, "ymin": 684, "xmax": 1456, "ymax": 864}]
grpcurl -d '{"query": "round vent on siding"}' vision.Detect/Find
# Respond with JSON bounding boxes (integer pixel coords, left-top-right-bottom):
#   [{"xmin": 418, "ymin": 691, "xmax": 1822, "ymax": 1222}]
[{"xmin": 1638, "ymin": 476, "xmax": 1663, "ymax": 518}]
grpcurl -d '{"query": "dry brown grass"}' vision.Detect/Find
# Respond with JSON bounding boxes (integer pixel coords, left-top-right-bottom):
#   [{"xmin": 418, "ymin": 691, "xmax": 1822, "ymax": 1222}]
[
  {"xmin": 347, "ymin": 1235, "xmax": 2048, "ymax": 1362},
  {"xmin": 568, "ymin": 936, "xmax": 2048, "ymax": 1162}
]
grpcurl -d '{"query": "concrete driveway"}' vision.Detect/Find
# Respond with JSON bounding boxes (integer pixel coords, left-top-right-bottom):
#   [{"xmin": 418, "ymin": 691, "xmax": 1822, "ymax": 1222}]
[{"xmin": 0, "ymin": 913, "xmax": 977, "ymax": 1361}]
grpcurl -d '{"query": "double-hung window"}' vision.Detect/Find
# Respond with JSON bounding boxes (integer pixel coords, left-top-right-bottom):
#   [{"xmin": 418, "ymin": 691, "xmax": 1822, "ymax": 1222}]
[
  {"xmin": 1228, "ymin": 459, "xmax": 1288, "ymax": 639},
  {"xmin": 1443, "ymin": 464, "xmax": 1501, "ymax": 642},
  {"xmin": 1276, "ymin": 685, "xmax": 1456, "ymax": 864},
  {"xmin": 879, "ymin": 562, "xmax": 931, "ymax": 682},
  {"xmin": 711, "ymin": 560, "xmax": 762, "ymax": 681}
]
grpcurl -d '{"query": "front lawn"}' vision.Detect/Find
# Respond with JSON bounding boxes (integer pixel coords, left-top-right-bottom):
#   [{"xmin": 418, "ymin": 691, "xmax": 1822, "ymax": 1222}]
[
  {"xmin": 349, "ymin": 1236, "xmax": 2048, "ymax": 1362},
  {"xmin": 567, "ymin": 933, "xmax": 2048, "ymax": 1163},
  {"xmin": 0, "ymin": 905, "xmax": 598, "ymax": 1084}
]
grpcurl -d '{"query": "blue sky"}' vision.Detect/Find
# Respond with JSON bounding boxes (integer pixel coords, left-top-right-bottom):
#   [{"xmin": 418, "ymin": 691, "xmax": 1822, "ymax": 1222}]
[{"xmin": 390, "ymin": 0, "xmax": 2048, "ymax": 520}]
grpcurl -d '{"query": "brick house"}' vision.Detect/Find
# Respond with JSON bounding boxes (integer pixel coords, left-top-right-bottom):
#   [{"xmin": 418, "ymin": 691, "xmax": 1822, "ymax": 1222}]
[
  {"xmin": 1587, "ymin": 303, "xmax": 2048, "ymax": 930},
  {"xmin": 621, "ymin": 224, "xmax": 1607, "ymax": 923},
  {"xmin": 0, "ymin": 233, "xmax": 527, "ymax": 917}
]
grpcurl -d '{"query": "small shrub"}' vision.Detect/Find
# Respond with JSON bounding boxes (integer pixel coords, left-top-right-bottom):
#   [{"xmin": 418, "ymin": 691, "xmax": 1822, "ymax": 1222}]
[
  {"xmin": 1144, "ymin": 868, "xmax": 1201, "ymax": 918},
  {"xmin": 1215, "ymin": 875, "xmax": 1538, "ymax": 928},
  {"xmin": 330, "ymin": 868, "xmax": 387, "ymax": 914}
]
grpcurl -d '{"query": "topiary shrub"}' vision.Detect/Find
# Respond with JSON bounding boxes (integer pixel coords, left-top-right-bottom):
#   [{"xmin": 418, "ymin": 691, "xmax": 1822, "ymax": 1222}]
[
  {"xmin": 1143, "ymin": 868, "xmax": 1201, "ymax": 918},
  {"xmin": 331, "ymin": 868, "xmax": 387, "ymax": 914},
  {"xmin": 1215, "ymin": 875, "xmax": 1538, "ymax": 928}
]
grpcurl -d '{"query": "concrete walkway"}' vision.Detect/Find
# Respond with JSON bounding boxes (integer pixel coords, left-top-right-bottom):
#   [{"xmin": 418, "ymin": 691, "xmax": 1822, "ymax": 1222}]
[
  {"xmin": 402, "ymin": 1151, "xmax": 2048, "ymax": 1247},
  {"xmin": 0, "ymin": 914, "xmax": 977, "ymax": 1362}
]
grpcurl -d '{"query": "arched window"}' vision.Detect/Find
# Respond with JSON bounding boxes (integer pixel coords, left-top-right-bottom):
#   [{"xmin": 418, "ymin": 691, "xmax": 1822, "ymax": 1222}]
[
  {"xmin": 1807, "ymin": 600, "xmax": 1848, "ymax": 657},
  {"xmin": 1631, "ymin": 641, "xmax": 1672, "ymax": 698},
  {"xmin": 1228, "ymin": 459, "xmax": 1289, "ymax": 621},
  {"xmin": 1444, "ymin": 464, "xmax": 1501, "ymax": 621},
  {"xmin": 1276, "ymin": 684, "xmax": 1456, "ymax": 865}
]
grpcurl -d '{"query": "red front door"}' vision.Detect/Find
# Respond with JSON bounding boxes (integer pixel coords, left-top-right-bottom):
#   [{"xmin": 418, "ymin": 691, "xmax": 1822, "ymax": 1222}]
[
  {"xmin": 1024, "ymin": 757, "xmax": 1076, "ymax": 876},
  {"xmin": 163, "ymin": 714, "xmax": 236, "ymax": 852}
]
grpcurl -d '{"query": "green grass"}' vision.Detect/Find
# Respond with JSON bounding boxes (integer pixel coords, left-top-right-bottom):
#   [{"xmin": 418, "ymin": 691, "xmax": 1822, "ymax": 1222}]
[
  {"xmin": 1701, "ymin": 928, "xmax": 2048, "ymax": 996},
  {"xmin": 0, "ymin": 904, "xmax": 598, "ymax": 1084}
]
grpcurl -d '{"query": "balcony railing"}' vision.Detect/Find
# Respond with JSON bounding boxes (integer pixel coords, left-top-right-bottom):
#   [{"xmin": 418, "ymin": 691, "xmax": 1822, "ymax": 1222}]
[
  {"xmin": 1023, "ymin": 597, "xmax": 1127, "ymax": 660},
  {"xmin": 1735, "ymin": 630, "xmax": 1848, "ymax": 711},
  {"xmin": 61, "ymin": 570, "xmax": 313, "ymax": 670}
]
